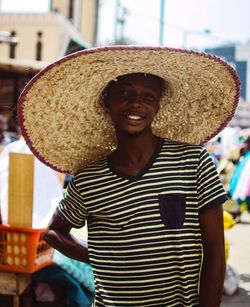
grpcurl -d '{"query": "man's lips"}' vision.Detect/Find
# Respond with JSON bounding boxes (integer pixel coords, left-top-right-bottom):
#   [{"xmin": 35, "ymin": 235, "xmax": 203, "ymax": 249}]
[
  {"xmin": 127, "ymin": 114, "xmax": 142, "ymax": 120},
  {"xmin": 124, "ymin": 113, "xmax": 145, "ymax": 121}
]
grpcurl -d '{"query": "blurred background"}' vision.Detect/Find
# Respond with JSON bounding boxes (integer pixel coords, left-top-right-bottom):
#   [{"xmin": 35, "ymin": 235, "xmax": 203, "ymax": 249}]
[
  {"xmin": 0, "ymin": 1, "xmax": 250, "ymax": 306},
  {"xmin": 1, "ymin": 0, "xmax": 250, "ymax": 139}
]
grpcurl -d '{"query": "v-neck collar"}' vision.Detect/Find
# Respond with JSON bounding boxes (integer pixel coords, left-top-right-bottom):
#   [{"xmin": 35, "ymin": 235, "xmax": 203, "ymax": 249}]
[{"xmin": 107, "ymin": 138, "xmax": 164, "ymax": 181}]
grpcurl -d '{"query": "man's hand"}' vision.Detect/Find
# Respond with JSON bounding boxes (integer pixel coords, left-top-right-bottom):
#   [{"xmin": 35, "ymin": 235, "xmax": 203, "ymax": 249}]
[{"xmin": 44, "ymin": 211, "xmax": 90, "ymax": 263}]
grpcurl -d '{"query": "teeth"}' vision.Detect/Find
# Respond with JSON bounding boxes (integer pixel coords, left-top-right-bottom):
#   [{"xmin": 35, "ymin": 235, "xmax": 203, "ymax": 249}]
[{"xmin": 127, "ymin": 115, "xmax": 141, "ymax": 120}]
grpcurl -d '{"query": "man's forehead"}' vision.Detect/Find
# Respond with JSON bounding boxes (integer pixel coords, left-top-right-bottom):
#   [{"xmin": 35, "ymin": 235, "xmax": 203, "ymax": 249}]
[
  {"xmin": 116, "ymin": 73, "xmax": 158, "ymax": 82},
  {"xmin": 111, "ymin": 73, "xmax": 163, "ymax": 89}
]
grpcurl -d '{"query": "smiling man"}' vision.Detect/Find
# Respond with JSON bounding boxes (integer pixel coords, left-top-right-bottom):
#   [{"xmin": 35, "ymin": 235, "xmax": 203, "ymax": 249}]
[
  {"xmin": 102, "ymin": 73, "xmax": 163, "ymax": 177},
  {"xmin": 45, "ymin": 72, "xmax": 227, "ymax": 307},
  {"xmin": 18, "ymin": 46, "xmax": 240, "ymax": 307},
  {"xmin": 103, "ymin": 73, "xmax": 162, "ymax": 135}
]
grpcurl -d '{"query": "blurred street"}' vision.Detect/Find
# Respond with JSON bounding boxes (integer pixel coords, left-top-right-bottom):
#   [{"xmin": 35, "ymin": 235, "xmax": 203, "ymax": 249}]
[{"xmin": 221, "ymin": 212, "xmax": 250, "ymax": 306}]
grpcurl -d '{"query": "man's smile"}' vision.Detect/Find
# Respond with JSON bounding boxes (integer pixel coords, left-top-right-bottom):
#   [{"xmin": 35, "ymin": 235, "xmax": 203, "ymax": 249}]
[
  {"xmin": 103, "ymin": 73, "xmax": 162, "ymax": 134},
  {"xmin": 126, "ymin": 114, "xmax": 144, "ymax": 121}
]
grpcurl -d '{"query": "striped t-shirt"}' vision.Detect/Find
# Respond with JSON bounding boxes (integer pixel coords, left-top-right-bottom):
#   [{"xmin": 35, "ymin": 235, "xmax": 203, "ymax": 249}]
[{"xmin": 57, "ymin": 138, "xmax": 227, "ymax": 307}]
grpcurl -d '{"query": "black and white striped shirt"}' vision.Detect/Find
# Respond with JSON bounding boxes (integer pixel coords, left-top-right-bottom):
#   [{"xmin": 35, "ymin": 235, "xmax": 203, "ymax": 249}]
[{"xmin": 58, "ymin": 138, "xmax": 227, "ymax": 306}]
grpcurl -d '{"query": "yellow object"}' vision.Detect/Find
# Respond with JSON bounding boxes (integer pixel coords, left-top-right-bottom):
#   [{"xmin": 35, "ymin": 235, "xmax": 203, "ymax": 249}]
[
  {"xmin": 223, "ymin": 211, "xmax": 235, "ymax": 230},
  {"xmin": 225, "ymin": 238, "xmax": 229, "ymax": 264},
  {"xmin": 240, "ymin": 202, "xmax": 248, "ymax": 212},
  {"xmin": 8, "ymin": 153, "xmax": 34, "ymax": 228},
  {"xmin": 223, "ymin": 211, "xmax": 235, "ymax": 264},
  {"xmin": 56, "ymin": 172, "xmax": 66, "ymax": 187}
]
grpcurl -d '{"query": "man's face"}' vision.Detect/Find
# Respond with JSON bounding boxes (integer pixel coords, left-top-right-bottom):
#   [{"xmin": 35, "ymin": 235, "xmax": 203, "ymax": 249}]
[{"xmin": 103, "ymin": 73, "xmax": 163, "ymax": 135}]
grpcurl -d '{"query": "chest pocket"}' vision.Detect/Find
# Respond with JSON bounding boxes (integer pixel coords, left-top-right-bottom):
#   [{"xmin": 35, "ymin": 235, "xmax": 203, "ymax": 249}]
[{"xmin": 158, "ymin": 193, "xmax": 186, "ymax": 229}]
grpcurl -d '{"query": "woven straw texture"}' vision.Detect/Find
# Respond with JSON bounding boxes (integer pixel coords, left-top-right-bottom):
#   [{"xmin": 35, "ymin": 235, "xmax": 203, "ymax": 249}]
[{"xmin": 18, "ymin": 46, "xmax": 240, "ymax": 174}]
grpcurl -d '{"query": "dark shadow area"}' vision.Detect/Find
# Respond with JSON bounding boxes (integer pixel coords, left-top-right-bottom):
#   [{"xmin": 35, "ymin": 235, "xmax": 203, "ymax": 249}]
[
  {"xmin": 222, "ymin": 274, "xmax": 250, "ymax": 306},
  {"xmin": 240, "ymin": 273, "xmax": 250, "ymax": 283},
  {"xmin": 238, "ymin": 220, "xmax": 250, "ymax": 225}
]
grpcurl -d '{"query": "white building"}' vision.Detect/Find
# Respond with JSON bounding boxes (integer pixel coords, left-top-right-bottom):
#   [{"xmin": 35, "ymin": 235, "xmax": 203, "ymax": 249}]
[
  {"xmin": 0, "ymin": 0, "xmax": 99, "ymax": 132},
  {"xmin": 0, "ymin": 0, "xmax": 99, "ymax": 62}
]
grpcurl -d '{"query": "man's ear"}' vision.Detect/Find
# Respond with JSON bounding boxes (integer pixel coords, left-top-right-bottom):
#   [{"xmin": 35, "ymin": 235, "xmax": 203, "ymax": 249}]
[
  {"xmin": 155, "ymin": 100, "xmax": 160, "ymax": 115},
  {"xmin": 102, "ymin": 94, "xmax": 110, "ymax": 111}
]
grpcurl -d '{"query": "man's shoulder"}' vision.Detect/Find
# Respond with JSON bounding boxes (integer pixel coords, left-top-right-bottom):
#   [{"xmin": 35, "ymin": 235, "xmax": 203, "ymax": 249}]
[
  {"xmin": 163, "ymin": 138, "xmax": 204, "ymax": 153},
  {"xmin": 74, "ymin": 157, "xmax": 108, "ymax": 180}
]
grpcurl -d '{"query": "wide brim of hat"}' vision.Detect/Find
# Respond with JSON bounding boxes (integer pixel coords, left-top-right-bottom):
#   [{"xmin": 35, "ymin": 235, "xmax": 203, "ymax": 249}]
[{"xmin": 17, "ymin": 46, "xmax": 240, "ymax": 174}]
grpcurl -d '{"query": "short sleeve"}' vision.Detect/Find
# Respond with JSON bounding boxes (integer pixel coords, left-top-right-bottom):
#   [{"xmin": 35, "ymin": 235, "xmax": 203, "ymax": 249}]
[
  {"xmin": 197, "ymin": 147, "xmax": 228, "ymax": 211},
  {"xmin": 57, "ymin": 176, "xmax": 87, "ymax": 228}
]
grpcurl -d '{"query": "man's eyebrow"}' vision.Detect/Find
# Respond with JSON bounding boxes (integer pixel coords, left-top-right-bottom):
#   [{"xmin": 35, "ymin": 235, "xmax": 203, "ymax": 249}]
[
  {"xmin": 117, "ymin": 81, "xmax": 160, "ymax": 90},
  {"xmin": 116, "ymin": 81, "xmax": 132, "ymax": 86}
]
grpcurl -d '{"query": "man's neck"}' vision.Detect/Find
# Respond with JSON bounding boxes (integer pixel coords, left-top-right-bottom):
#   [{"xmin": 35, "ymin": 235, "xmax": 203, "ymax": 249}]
[{"xmin": 109, "ymin": 132, "xmax": 161, "ymax": 176}]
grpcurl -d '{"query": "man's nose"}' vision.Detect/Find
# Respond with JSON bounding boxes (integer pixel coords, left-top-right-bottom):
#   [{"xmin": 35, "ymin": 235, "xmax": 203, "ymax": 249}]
[{"xmin": 128, "ymin": 94, "xmax": 142, "ymax": 106}]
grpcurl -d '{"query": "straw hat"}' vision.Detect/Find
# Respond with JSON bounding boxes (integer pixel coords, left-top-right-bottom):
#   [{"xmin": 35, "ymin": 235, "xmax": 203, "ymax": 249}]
[{"xmin": 17, "ymin": 46, "xmax": 240, "ymax": 174}]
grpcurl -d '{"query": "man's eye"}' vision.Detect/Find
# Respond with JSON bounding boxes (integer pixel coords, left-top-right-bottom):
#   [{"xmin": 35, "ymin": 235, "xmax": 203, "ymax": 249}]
[
  {"xmin": 118, "ymin": 90, "xmax": 130, "ymax": 98},
  {"xmin": 144, "ymin": 93, "xmax": 156, "ymax": 101}
]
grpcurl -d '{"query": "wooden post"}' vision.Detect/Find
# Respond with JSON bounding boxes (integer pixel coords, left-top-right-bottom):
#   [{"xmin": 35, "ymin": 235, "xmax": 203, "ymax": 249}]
[{"xmin": 8, "ymin": 153, "xmax": 34, "ymax": 228}]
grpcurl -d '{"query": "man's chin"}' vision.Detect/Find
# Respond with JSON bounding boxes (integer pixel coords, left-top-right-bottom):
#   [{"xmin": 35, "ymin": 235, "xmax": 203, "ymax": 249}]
[{"xmin": 119, "ymin": 127, "xmax": 149, "ymax": 137}]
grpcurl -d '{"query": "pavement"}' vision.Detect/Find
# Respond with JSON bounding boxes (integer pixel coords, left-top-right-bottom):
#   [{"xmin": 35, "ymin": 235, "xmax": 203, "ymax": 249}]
[{"xmin": 221, "ymin": 212, "xmax": 250, "ymax": 306}]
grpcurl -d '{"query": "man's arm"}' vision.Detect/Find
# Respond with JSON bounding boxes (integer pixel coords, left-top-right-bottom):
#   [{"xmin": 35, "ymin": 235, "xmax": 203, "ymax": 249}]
[
  {"xmin": 44, "ymin": 210, "xmax": 90, "ymax": 263},
  {"xmin": 199, "ymin": 204, "xmax": 226, "ymax": 307}
]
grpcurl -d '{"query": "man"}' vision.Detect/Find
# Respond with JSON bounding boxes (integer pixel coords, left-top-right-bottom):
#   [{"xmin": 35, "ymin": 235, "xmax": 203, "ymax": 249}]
[{"xmin": 17, "ymin": 46, "xmax": 240, "ymax": 306}]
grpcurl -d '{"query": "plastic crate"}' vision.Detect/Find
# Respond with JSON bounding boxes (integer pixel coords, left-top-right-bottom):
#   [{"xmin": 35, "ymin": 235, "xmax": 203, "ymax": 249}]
[{"xmin": 0, "ymin": 225, "xmax": 53, "ymax": 273}]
